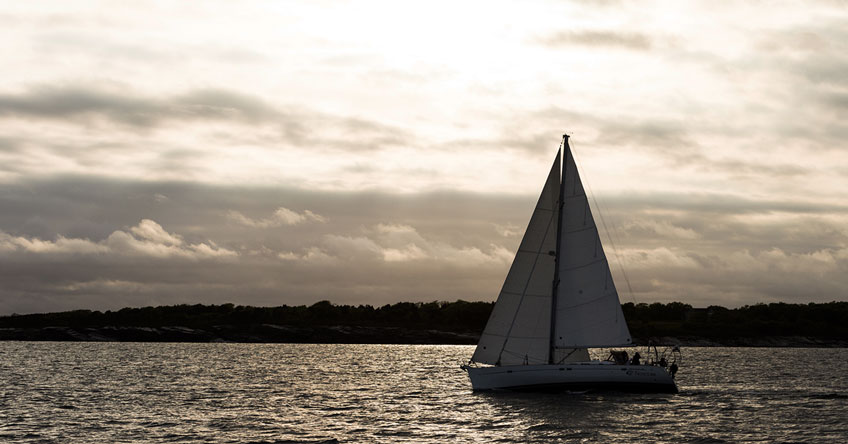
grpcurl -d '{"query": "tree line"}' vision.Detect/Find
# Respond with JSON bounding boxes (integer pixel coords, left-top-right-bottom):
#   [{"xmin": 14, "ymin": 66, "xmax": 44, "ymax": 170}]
[
  {"xmin": 1, "ymin": 300, "xmax": 846, "ymax": 341},
  {"xmin": 0, "ymin": 300, "xmax": 493, "ymax": 332},
  {"xmin": 623, "ymin": 301, "xmax": 848, "ymax": 340}
]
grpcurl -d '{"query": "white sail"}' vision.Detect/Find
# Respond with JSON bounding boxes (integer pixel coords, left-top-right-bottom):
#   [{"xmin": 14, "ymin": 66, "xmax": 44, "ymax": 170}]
[
  {"xmin": 464, "ymin": 135, "xmax": 678, "ymax": 393},
  {"xmin": 553, "ymin": 144, "xmax": 631, "ymax": 348},
  {"xmin": 471, "ymin": 152, "xmax": 560, "ymax": 365}
]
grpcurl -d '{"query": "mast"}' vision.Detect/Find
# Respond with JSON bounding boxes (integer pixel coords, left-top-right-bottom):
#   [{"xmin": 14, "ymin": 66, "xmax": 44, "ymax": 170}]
[{"xmin": 548, "ymin": 134, "xmax": 568, "ymax": 364}]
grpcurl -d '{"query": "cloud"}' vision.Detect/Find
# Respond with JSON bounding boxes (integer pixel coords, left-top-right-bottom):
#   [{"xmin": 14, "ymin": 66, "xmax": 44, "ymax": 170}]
[
  {"xmin": 2, "ymin": 0, "xmax": 848, "ymax": 314},
  {"xmin": 594, "ymin": 119, "xmax": 694, "ymax": 152},
  {"xmin": 130, "ymin": 218, "xmax": 184, "ymax": 246},
  {"xmin": 0, "ymin": 86, "xmax": 279, "ymax": 127},
  {"xmin": 0, "ymin": 136, "xmax": 23, "ymax": 154},
  {"xmin": 368, "ymin": 222, "xmax": 512, "ymax": 265},
  {"xmin": 278, "ymin": 246, "xmax": 335, "ymax": 263},
  {"xmin": 227, "ymin": 207, "xmax": 328, "ymax": 228},
  {"xmin": 0, "ymin": 219, "xmax": 236, "ymax": 260},
  {"xmin": 0, "ymin": 85, "xmax": 409, "ymax": 153},
  {"xmin": 620, "ymin": 219, "xmax": 701, "ymax": 241},
  {"xmin": 275, "ymin": 223, "xmax": 513, "ymax": 267},
  {"xmin": 602, "ymin": 191, "xmax": 848, "ymax": 217},
  {"xmin": 613, "ymin": 244, "xmax": 848, "ymax": 307},
  {"xmin": 1, "ymin": 175, "xmax": 847, "ymax": 314},
  {"xmin": 173, "ymin": 89, "xmax": 282, "ymax": 122},
  {"xmin": 0, "ymin": 231, "xmax": 108, "ymax": 255},
  {"xmin": 493, "ymin": 223, "xmax": 523, "ymax": 237},
  {"xmin": 617, "ymin": 247, "xmax": 701, "ymax": 269},
  {"xmin": 537, "ymin": 31, "xmax": 653, "ymax": 50}
]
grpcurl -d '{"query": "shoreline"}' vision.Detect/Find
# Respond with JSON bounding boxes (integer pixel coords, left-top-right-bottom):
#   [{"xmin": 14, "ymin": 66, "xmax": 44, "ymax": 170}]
[{"xmin": 2, "ymin": 325, "xmax": 846, "ymax": 347}]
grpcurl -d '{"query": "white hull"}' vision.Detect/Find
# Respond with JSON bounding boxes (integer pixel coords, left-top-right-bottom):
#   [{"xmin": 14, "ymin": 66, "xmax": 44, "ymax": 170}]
[{"xmin": 464, "ymin": 362, "xmax": 678, "ymax": 393}]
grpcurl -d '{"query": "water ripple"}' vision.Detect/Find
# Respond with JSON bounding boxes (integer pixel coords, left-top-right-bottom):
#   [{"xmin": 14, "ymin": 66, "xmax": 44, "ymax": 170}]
[{"xmin": 0, "ymin": 343, "xmax": 845, "ymax": 443}]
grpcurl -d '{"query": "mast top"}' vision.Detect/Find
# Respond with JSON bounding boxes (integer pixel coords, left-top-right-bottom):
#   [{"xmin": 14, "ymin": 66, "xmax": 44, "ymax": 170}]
[{"xmin": 562, "ymin": 133, "xmax": 570, "ymax": 141}]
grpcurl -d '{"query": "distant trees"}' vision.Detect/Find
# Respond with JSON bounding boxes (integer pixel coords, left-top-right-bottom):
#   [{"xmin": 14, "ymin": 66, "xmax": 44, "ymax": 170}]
[
  {"xmin": 1, "ymin": 300, "xmax": 846, "ymax": 341},
  {"xmin": 0, "ymin": 300, "xmax": 495, "ymax": 333},
  {"xmin": 622, "ymin": 302, "xmax": 693, "ymax": 322},
  {"xmin": 622, "ymin": 301, "xmax": 848, "ymax": 341}
]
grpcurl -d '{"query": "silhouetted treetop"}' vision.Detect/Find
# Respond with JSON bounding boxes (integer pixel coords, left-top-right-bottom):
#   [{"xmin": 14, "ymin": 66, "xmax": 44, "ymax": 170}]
[{"xmin": 1, "ymin": 300, "xmax": 846, "ymax": 342}]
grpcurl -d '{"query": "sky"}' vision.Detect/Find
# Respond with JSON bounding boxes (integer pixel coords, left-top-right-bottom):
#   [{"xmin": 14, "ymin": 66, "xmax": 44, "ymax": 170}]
[{"xmin": 1, "ymin": 0, "xmax": 847, "ymax": 314}]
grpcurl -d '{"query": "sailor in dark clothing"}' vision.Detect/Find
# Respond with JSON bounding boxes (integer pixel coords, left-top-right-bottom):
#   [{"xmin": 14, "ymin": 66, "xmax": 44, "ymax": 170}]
[
  {"xmin": 631, "ymin": 352, "xmax": 641, "ymax": 365},
  {"xmin": 669, "ymin": 362, "xmax": 679, "ymax": 378}
]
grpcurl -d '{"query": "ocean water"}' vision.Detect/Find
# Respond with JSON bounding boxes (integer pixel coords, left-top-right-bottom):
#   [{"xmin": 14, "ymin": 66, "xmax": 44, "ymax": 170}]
[{"xmin": 0, "ymin": 343, "xmax": 846, "ymax": 443}]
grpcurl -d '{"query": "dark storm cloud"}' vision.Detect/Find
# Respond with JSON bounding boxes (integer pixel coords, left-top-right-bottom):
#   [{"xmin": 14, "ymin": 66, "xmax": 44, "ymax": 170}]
[
  {"xmin": 602, "ymin": 191, "xmax": 848, "ymax": 218},
  {"xmin": 799, "ymin": 58, "xmax": 848, "ymax": 87},
  {"xmin": 0, "ymin": 86, "xmax": 408, "ymax": 151},
  {"xmin": 0, "ymin": 136, "xmax": 22, "ymax": 154},
  {"xmin": 0, "ymin": 176, "xmax": 533, "ymax": 246},
  {"xmin": 173, "ymin": 89, "xmax": 282, "ymax": 122},
  {"xmin": 701, "ymin": 159, "xmax": 809, "ymax": 179},
  {"xmin": 731, "ymin": 22, "xmax": 848, "ymax": 143},
  {"xmin": 2, "ymin": 175, "xmax": 847, "ymax": 314},
  {"xmin": 538, "ymin": 31, "xmax": 653, "ymax": 50},
  {"xmin": 525, "ymin": 106, "xmax": 695, "ymax": 152},
  {"xmin": 758, "ymin": 20, "xmax": 848, "ymax": 84},
  {"xmin": 439, "ymin": 105, "xmax": 818, "ymax": 185},
  {"xmin": 0, "ymin": 87, "xmax": 162, "ymax": 126},
  {"xmin": 821, "ymin": 90, "xmax": 848, "ymax": 113},
  {"xmin": 761, "ymin": 28, "xmax": 848, "ymax": 121},
  {"xmin": 447, "ymin": 107, "xmax": 604, "ymax": 156},
  {"xmin": 0, "ymin": 86, "xmax": 281, "ymax": 126},
  {"xmin": 0, "ymin": 176, "xmax": 531, "ymax": 314},
  {"xmin": 437, "ymin": 133, "xmax": 560, "ymax": 157},
  {"xmin": 594, "ymin": 119, "xmax": 696, "ymax": 163}
]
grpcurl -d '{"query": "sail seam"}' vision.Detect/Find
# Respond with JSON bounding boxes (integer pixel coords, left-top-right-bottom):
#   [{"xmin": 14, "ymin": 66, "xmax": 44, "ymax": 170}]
[
  {"xmin": 558, "ymin": 342, "xmax": 632, "ymax": 348},
  {"xmin": 561, "ymin": 257, "xmax": 607, "ymax": 271},
  {"xmin": 563, "ymin": 226, "xmax": 595, "ymax": 235},
  {"xmin": 558, "ymin": 313, "xmax": 624, "ymax": 326},
  {"xmin": 500, "ymin": 290, "xmax": 549, "ymax": 297},
  {"xmin": 481, "ymin": 334, "xmax": 547, "ymax": 339},
  {"xmin": 516, "ymin": 249, "xmax": 550, "ymax": 254},
  {"xmin": 558, "ymin": 292, "xmax": 616, "ymax": 310},
  {"xmin": 492, "ymin": 334, "xmax": 548, "ymax": 339},
  {"xmin": 500, "ymin": 350, "xmax": 547, "ymax": 361}
]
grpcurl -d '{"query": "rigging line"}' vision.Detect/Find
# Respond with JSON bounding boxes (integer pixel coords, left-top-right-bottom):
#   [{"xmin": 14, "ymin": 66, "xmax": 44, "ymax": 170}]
[{"xmin": 569, "ymin": 138, "xmax": 638, "ymax": 305}]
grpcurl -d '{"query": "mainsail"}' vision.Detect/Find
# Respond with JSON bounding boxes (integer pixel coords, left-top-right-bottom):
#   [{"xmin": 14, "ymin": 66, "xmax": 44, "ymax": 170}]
[
  {"xmin": 554, "ymin": 144, "xmax": 631, "ymax": 348},
  {"xmin": 471, "ymin": 136, "xmax": 631, "ymax": 366}
]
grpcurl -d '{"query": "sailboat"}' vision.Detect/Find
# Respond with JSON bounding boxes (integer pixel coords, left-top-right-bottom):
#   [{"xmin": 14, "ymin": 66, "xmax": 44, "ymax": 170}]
[{"xmin": 462, "ymin": 134, "xmax": 678, "ymax": 393}]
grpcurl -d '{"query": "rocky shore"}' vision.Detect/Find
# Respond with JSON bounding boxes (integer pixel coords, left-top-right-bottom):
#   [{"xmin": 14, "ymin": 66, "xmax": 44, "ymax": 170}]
[{"xmin": 1, "ymin": 325, "xmax": 846, "ymax": 347}]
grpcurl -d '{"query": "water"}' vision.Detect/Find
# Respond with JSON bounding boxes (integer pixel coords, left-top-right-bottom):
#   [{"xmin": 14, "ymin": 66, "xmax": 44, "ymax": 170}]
[{"xmin": 0, "ymin": 343, "xmax": 846, "ymax": 443}]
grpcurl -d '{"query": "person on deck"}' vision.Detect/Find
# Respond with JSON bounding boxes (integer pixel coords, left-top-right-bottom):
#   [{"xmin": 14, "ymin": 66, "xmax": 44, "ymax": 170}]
[{"xmin": 630, "ymin": 352, "xmax": 641, "ymax": 365}]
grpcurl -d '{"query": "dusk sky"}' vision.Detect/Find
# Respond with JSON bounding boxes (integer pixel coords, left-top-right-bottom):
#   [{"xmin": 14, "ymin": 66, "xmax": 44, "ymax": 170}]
[{"xmin": 1, "ymin": 1, "xmax": 847, "ymax": 314}]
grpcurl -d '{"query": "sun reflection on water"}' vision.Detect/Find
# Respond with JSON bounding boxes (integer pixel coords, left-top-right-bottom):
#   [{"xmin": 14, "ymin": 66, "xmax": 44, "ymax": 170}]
[{"xmin": 0, "ymin": 343, "xmax": 845, "ymax": 443}]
